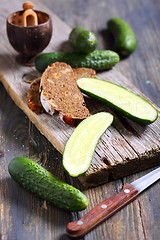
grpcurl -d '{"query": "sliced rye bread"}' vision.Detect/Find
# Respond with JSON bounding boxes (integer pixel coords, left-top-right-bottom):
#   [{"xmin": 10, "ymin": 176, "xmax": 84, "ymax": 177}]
[
  {"xmin": 40, "ymin": 62, "xmax": 91, "ymax": 121},
  {"xmin": 27, "ymin": 77, "xmax": 44, "ymax": 114},
  {"xmin": 73, "ymin": 67, "xmax": 96, "ymax": 79},
  {"xmin": 27, "ymin": 65, "xmax": 96, "ymax": 117}
]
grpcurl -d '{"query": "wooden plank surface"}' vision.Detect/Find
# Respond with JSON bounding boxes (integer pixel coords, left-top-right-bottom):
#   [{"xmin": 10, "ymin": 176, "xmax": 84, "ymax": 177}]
[
  {"xmin": 0, "ymin": 0, "xmax": 160, "ymax": 240},
  {"xmin": 0, "ymin": 0, "xmax": 160, "ymax": 187}
]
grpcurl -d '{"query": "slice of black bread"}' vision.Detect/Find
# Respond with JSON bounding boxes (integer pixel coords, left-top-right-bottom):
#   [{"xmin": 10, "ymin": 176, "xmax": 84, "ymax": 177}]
[
  {"xmin": 27, "ymin": 77, "xmax": 44, "ymax": 114},
  {"xmin": 40, "ymin": 62, "xmax": 90, "ymax": 120},
  {"xmin": 73, "ymin": 67, "xmax": 96, "ymax": 79}
]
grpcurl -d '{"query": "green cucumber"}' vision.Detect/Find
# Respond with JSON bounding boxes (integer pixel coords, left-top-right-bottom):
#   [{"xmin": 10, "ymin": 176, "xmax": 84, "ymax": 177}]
[
  {"xmin": 8, "ymin": 157, "xmax": 88, "ymax": 211},
  {"xmin": 107, "ymin": 18, "xmax": 136, "ymax": 56},
  {"xmin": 69, "ymin": 26, "xmax": 98, "ymax": 53},
  {"xmin": 63, "ymin": 112, "xmax": 113, "ymax": 177},
  {"xmin": 77, "ymin": 77, "xmax": 158, "ymax": 124},
  {"xmin": 35, "ymin": 50, "xmax": 120, "ymax": 72}
]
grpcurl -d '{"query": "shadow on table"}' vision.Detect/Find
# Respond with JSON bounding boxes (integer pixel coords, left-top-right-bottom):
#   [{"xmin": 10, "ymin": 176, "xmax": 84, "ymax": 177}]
[{"xmin": 1, "ymin": 176, "xmax": 74, "ymax": 240}]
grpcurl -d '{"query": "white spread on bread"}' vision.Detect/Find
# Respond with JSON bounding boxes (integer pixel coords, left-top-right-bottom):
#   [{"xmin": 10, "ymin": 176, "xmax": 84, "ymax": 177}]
[{"xmin": 40, "ymin": 90, "xmax": 56, "ymax": 115}]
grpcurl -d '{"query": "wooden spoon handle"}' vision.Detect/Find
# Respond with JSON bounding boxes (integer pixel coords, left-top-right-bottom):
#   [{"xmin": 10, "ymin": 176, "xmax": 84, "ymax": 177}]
[
  {"xmin": 66, "ymin": 184, "xmax": 138, "ymax": 239},
  {"xmin": 21, "ymin": 2, "xmax": 38, "ymax": 27}
]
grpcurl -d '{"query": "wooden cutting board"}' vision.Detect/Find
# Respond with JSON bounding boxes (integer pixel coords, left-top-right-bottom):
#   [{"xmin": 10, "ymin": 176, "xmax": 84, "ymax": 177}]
[{"xmin": 0, "ymin": 0, "xmax": 159, "ymax": 187}]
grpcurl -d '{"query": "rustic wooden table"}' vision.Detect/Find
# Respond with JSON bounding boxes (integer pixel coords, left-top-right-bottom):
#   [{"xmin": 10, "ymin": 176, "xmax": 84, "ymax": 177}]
[{"xmin": 0, "ymin": 0, "xmax": 160, "ymax": 240}]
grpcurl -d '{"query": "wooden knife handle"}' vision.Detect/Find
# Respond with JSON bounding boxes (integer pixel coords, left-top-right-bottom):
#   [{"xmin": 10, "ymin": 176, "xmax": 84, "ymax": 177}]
[{"xmin": 66, "ymin": 184, "xmax": 138, "ymax": 239}]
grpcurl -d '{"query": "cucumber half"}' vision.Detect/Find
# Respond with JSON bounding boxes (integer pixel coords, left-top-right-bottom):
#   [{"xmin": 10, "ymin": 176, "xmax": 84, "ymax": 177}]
[
  {"xmin": 77, "ymin": 77, "xmax": 158, "ymax": 124},
  {"xmin": 63, "ymin": 112, "xmax": 113, "ymax": 177}
]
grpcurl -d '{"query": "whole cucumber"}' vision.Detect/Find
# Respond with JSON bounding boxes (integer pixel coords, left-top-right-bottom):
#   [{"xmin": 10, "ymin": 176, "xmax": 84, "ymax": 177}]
[
  {"xmin": 107, "ymin": 18, "xmax": 136, "ymax": 57},
  {"xmin": 69, "ymin": 26, "xmax": 98, "ymax": 53},
  {"xmin": 8, "ymin": 157, "xmax": 88, "ymax": 212},
  {"xmin": 35, "ymin": 50, "xmax": 120, "ymax": 72}
]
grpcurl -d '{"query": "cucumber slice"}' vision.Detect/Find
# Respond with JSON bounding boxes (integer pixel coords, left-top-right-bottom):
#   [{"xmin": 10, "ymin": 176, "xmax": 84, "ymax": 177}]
[
  {"xmin": 77, "ymin": 77, "xmax": 158, "ymax": 124},
  {"xmin": 63, "ymin": 112, "xmax": 113, "ymax": 177}
]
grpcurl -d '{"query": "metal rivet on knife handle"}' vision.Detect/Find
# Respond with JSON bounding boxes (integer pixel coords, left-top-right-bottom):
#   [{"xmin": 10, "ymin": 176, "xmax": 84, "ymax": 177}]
[{"xmin": 124, "ymin": 189, "xmax": 131, "ymax": 193}]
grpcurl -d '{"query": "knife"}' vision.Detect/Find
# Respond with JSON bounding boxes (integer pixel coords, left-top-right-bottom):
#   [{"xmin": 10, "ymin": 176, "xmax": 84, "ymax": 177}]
[{"xmin": 66, "ymin": 167, "xmax": 160, "ymax": 239}]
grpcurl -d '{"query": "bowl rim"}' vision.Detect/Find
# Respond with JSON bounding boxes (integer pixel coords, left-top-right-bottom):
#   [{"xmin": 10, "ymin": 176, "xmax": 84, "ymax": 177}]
[{"xmin": 6, "ymin": 10, "xmax": 52, "ymax": 29}]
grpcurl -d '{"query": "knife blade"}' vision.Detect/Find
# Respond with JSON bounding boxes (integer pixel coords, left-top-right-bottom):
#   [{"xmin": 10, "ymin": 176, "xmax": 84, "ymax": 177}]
[{"xmin": 66, "ymin": 167, "xmax": 160, "ymax": 239}]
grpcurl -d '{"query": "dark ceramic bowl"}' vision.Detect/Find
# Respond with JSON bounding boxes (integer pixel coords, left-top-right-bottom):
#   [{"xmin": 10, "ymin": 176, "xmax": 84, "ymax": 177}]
[{"xmin": 6, "ymin": 10, "xmax": 52, "ymax": 58}]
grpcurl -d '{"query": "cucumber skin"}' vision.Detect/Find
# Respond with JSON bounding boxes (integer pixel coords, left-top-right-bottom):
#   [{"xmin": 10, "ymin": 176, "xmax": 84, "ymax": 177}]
[
  {"xmin": 69, "ymin": 26, "xmax": 84, "ymax": 45},
  {"xmin": 35, "ymin": 50, "xmax": 120, "ymax": 73},
  {"xmin": 107, "ymin": 18, "xmax": 136, "ymax": 57},
  {"xmin": 8, "ymin": 157, "xmax": 88, "ymax": 212},
  {"xmin": 69, "ymin": 26, "xmax": 98, "ymax": 53},
  {"xmin": 77, "ymin": 78, "xmax": 158, "ymax": 124}
]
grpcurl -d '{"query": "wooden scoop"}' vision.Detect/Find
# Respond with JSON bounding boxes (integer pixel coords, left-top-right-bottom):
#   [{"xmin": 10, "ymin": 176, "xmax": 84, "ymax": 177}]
[{"xmin": 21, "ymin": 2, "xmax": 38, "ymax": 27}]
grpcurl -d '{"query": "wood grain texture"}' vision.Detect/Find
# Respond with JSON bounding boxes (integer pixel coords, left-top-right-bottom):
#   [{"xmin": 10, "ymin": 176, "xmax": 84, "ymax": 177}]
[
  {"xmin": 0, "ymin": 0, "xmax": 160, "ymax": 188},
  {"xmin": 0, "ymin": 0, "xmax": 160, "ymax": 240}
]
